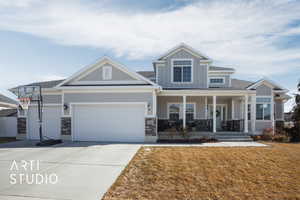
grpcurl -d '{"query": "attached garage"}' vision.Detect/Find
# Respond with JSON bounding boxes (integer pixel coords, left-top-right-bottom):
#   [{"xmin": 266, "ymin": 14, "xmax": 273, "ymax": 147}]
[
  {"xmin": 72, "ymin": 103, "xmax": 146, "ymax": 142},
  {"xmin": 27, "ymin": 105, "xmax": 61, "ymax": 140}
]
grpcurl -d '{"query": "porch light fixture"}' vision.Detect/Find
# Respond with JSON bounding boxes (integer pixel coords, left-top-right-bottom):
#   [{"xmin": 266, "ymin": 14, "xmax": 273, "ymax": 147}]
[
  {"xmin": 63, "ymin": 104, "xmax": 69, "ymax": 110},
  {"xmin": 147, "ymin": 104, "xmax": 151, "ymax": 112}
]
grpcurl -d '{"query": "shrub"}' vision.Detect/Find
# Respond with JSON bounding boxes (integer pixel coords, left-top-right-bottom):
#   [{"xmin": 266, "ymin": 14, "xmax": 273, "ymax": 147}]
[
  {"xmin": 287, "ymin": 122, "xmax": 300, "ymax": 142},
  {"xmin": 251, "ymin": 135, "xmax": 261, "ymax": 141},
  {"xmin": 260, "ymin": 128, "xmax": 274, "ymax": 141},
  {"xmin": 272, "ymin": 134, "xmax": 289, "ymax": 143}
]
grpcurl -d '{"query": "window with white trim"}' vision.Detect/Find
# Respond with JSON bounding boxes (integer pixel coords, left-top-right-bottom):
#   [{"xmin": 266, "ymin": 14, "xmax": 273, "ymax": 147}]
[
  {"xmin": 209, "ymin": 77, "xmax": 225, "ymax": 85},
  {"xmin": 248, "ymin": 104, "xmax": 251, "ymax": 120},
  {"xmin": 256, "ymin": 97, "xmax": 271, "ymax": 120},
  {"xmin": 172, "ymin": 60, "xmax": 192, "ymax": 83},
  {"xmin": 168, "ymin": 103, "xmax": 195, "ymax": 121},
  {"xmin": 102, "ymin": 66, "xmax": 112, "ymax": 80}
]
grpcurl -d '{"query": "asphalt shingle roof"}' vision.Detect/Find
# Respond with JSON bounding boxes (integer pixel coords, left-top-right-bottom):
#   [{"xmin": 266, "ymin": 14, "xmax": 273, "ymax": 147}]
[
  {"xmin": 0, "ymin": 108, "xmax": 17, "ymax": 117},
  {"xmin": 231, "ymin": 78, "xmax": 253, "ymax": 89},
  {"xmin": 137, "ymin": 71, "xmax": 155, "ymax": 78},
  {"xmin": 0, "ymin": 94, "xmax": 18, "ymax": 105}
]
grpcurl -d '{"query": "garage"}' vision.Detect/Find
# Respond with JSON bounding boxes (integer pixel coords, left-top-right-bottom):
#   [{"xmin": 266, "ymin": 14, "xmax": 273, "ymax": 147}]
[
  {"xmin": 72, "ymin": 103, "xmax": 146, "ymax": 142},
  {"xmin": 27, "ymin": 105, "xmax": 61, "ymax": 140}
]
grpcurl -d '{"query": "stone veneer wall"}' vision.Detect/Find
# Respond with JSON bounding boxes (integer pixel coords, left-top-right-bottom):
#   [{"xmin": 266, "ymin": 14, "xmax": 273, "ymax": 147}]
[
  {"xmin": 17, "ymin": 117, "xmax": 26, "ymax": 134},
  {"xmin": 145, "ymin": 118, "xmax": 157, "ymax": 136},
  {"xmin": 61, "ymin": 117, "xmax": 71, "ymax": 135}
]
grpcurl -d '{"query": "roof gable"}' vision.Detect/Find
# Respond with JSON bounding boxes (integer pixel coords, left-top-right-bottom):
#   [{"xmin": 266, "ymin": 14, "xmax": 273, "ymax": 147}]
[
  {"xmin": 157, "ymin": 43, "xmax": 212, "ymax": 61},
  {"xmin": 247, "ymin": 78, "xmax": 287, "ymax": 91},
  {"xmin": 56, "ymin": 57, "xmax": 158, "ymax": 87}
]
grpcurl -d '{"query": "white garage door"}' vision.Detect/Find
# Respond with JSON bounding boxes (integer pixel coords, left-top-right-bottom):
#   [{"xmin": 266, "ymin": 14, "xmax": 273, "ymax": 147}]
[
  {"xmin": 28, "ymin": 105, "xmax": 61, "ymax": 140},
  {"xmin": 72, "ymin": 103, "xmax": 145, "ymax": 142}
]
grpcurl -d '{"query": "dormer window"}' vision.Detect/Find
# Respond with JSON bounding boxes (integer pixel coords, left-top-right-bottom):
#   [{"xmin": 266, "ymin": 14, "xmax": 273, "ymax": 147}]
[
  {"xmin": 102, "ymin": 66, "xmax": 112, "ymax": 80},
  {"xmin": 172, "ymin": 59, "xmax": 192, "ymax": 83}
]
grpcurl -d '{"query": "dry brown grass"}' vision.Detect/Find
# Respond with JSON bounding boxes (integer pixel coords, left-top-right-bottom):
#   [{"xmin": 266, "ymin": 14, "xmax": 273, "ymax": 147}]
[{"xmin": 103, "ymin": 143, "xmax": 300, "ymax": 200}]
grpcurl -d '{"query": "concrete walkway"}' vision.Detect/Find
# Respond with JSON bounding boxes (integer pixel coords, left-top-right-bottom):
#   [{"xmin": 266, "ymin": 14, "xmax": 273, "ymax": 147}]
[
  {"xmin": 0, "ymin": 141, "xmax": 140, "ymax": 200},
  {"xmin": 144, "ymin": 141, "xmax": 267, "ymax": 147}
]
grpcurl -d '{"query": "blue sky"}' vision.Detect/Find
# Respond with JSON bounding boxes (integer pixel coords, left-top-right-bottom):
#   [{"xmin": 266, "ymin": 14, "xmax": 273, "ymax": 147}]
[{"xmin": 0, "ymin": 0, "xmax": 299, "ymax": 111}]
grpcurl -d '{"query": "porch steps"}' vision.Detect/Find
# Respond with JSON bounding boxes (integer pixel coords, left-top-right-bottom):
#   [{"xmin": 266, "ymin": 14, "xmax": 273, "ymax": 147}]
[{"xmin": 215, "ymin": 134, "xmax": 253, "ymax": 142}]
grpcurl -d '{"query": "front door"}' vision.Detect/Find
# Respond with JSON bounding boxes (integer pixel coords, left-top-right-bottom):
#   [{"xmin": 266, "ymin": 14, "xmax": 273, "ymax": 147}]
[{"xmin": 208, "ymin": 105, "xmax": 227, "ymax": 130}]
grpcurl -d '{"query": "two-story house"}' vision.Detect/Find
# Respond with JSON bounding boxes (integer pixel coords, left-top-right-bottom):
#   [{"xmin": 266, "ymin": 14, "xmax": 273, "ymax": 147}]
[{"xmin": 11, "ymin": 43, "xmax": 290, "ymax": 142}]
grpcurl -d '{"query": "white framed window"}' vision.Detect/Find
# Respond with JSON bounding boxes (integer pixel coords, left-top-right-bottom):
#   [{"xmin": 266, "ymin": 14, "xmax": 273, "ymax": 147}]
[
  {"xmin": 167, "ymin": 103, "xmax": 195, "ymax": 121},
  {"xmin": 172, "ymin": 59, "xmax": 193, "ymax": 83},
  {"xmin": 209, "ymin": 77, "xmax": 225, "ymax": 85},
  {"xmin": 256, "ymin": 97, "xmax": 271, "ymax": 120},
  {"xmin": 102, "ymin": 66, "xmax": 112, "ymax": 80},
  {"xmin": 248, "ymin": 104, "xmax": 251, "ymax": 120}
]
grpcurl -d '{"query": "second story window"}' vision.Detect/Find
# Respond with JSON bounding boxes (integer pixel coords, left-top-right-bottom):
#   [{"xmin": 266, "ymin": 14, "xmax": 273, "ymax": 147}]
[
  {"xmin": 172, "ymin": 60, "xmax": 192, "ymax": 83},
  {"xmin": 209, "ymin": 77, "xmax": 225, "ymax": 85}
]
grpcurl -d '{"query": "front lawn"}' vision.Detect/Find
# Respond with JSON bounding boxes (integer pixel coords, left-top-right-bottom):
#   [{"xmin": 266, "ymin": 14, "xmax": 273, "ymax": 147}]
[
  {"xmin": 0, "ymin": 137, "xmax": 17, "ymax": 144},
  {"xmin": 103, "ymin": 143, "xmax": 300, "ymax": 200}
]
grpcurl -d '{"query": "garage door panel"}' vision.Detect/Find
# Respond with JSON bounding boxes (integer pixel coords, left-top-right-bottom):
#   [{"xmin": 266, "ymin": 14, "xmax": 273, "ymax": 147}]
[
  {"xmin": 73, "ymin": 104, "xmax": 145, "ymax": 142},
  {"xmin": 28, "ymin": 106, "xmax": 61, "ymax": 140}
]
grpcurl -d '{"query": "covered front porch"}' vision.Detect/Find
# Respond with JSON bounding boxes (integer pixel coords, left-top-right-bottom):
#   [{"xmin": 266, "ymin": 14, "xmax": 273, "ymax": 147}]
[{"xmin": 156, "ymin": 90, "xmax": 256, "ymax": 140}]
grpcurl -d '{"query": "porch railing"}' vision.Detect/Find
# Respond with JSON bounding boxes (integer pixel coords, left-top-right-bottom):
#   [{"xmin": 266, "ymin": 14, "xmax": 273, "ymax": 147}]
[
  {"xmin": 158, "ymin": 119, "xmax": 213, "ymax": 132},
  {"xmin": 158, "ymin": 119, "xmax": 244, "ymax": 132},
  {"xmin": 220, "ymin": 120, "xmax": 244, "ymax": 132}
]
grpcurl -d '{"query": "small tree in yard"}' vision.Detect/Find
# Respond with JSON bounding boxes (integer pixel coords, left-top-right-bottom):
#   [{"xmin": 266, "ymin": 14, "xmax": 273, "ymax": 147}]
[{"xmin": 290, "ymin": 80, "xmax": 300, "ymax": 142}]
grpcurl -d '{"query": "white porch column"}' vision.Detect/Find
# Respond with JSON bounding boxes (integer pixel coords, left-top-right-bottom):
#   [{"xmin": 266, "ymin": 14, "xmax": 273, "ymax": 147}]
[
  {"xmin": 213, "ymin": 95, "xmax": 216, "ymax": 133},
  {"xmin": 251, "ymin": 95, "xmax": 256, "ymax": 133},
  {"xmin": 152, "ymin": 90, "xmax": 157, "ymax": 116},
  {"xmin": 183, "ymin": 95, "xmax": 186, "ymax": 129},
  {"xmin": 205, "ymin": 96, "xmax": 208, "ymax": 119},
  {"xmin": 231, "ymin": 99, "xmax": 235, "ymax": 120},
  {"xmin": 244, "ymin": 95, "xmax": 248, "ymax": 133}
]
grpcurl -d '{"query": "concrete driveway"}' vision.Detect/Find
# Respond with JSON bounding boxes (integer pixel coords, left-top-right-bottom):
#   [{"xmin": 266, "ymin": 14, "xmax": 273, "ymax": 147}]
[{"xmin": 0, "ymin": 141, "xmax": 141, "ymax": 200}]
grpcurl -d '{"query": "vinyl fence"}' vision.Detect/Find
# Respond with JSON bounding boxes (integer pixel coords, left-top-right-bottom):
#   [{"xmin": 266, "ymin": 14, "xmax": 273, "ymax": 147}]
[{"xmin": 0, "ymin": 117, "xmax": 17, "ymax": 137}]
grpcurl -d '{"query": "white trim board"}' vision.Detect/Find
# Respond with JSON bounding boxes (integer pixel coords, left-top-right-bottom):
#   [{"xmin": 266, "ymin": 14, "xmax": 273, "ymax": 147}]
[{"xmin": 158, "ymin": 43, "xmax": 212, "ymax": 61}]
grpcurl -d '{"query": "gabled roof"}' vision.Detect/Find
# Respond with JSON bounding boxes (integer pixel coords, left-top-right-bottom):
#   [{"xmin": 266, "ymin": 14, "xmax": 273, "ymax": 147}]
[
  {"xmin": 56, "ymin": 56, "xmax": 159, "ymax": 88},
  {"xmin": 247, "ymin": 78, "xmax": 287, "ymax": 91},
  {"xmin": 157, "ymin": 43, "xmax": 212, "ymax": 61}
]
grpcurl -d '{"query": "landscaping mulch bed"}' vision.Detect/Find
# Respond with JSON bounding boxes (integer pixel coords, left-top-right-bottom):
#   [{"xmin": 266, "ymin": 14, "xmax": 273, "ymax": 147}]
[
  {"xmin": 0, "ymin": 137, "xmax": 17, "ymax": 144},
  {"xmin": 103, "ymin": 142, "xmax": 300, "ymax": 200}
]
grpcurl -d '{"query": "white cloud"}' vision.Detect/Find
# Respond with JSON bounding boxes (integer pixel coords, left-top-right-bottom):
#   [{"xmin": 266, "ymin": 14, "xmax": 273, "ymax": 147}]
[{"xmin": 0, "ymin": 0, "xmax": 300, "ymax": 76}]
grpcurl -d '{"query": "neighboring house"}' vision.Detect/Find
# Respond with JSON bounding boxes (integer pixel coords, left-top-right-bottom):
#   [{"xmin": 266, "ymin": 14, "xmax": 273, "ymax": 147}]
[
  {"xmin": 11, "ymin": 43, "xmax": 290, "ymax": 142},
  {"xmin": 0, "ymin": 94, "xmax": 18, "ymax": 110}
]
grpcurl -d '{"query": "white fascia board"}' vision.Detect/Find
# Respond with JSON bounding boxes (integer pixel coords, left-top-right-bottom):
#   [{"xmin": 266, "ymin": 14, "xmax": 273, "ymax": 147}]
[
  {"xmin": 158, "ymin": 89, "xmax": 256, "ymax": 96},
  {"xmin": 60, "ymin": 86, "xmax": 159, "ymax": 94},
  {"xmin": 157, "ymin": 43, "xmax": 212, "ymax": 61},
  {"xmin": 208, "ymin": 70, "xmax": 235, "ymax": 74},
  {"xmin": 59, "ymin": 85, "xmax": 159, "ymax": 90},
  {"xmin": 0, "ymin": 102, "xmax": 18, "ymax": 108}
]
